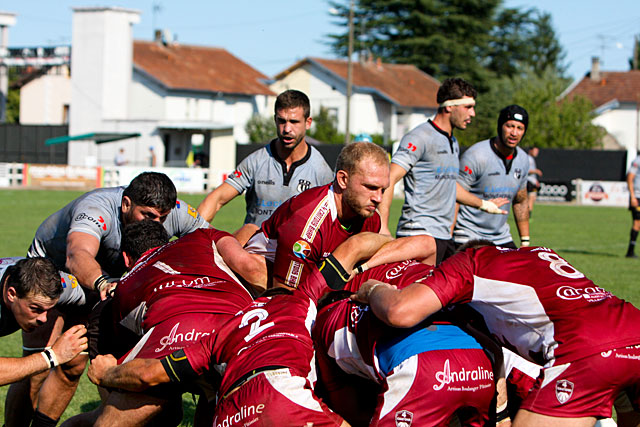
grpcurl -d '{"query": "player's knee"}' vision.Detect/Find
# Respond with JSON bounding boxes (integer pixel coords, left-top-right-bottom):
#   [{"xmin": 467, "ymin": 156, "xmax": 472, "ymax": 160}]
[{"xmin": 59, "ymin": 354, "xmax": 89, "ymax": 380}]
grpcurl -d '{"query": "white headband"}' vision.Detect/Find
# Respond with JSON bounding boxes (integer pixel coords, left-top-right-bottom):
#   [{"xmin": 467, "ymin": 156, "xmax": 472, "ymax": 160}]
[{"xmin": 439, "ymin": 98, "xmax": 476, "ymax": 108}]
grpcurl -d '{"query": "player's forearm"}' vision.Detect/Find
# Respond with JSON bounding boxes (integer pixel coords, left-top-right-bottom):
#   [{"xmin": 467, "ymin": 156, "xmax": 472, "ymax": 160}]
[
  {"xmin": 513, "ymin": 200, "xmax": 530, "ymax": 239},
  {"xmin": 378, "ymin": 188, "xmax": 395, "ymax": 234},
  {"xmin": 66, "ymin": 250, "xmax": 104, "ymax": 291},
  {"xmin": 0, "ymin": 353, "xmax": 51, "ymax": 386},
  {"xmin": 196, "ymin": 193, "xmax": 224, "ymax": 223},
  {"xmin": 363, "ymin": 235, "xmax": 435, "ymax": 269},
  {"xmin": 455, "ymin": 183, "xmax": 482, "ymax": 208},
  {"xmin": 99, "ymin": 359, "xmax": 168, "ymax": 391}
]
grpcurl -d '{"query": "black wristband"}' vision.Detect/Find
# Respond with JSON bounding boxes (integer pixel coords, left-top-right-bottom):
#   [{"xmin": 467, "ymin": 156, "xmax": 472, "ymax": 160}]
[
  {"xmin": 496, "ymin": 407, "xmax": 509, "ymax": 423},
  {"xmin": 318, "ymin": 254, "xmax": 350, "ymax": 290}
]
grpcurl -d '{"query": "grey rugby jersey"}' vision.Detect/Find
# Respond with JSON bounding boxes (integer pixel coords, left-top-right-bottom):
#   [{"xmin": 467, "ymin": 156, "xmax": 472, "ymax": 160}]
[
  {"xmin": 392, "ymin": 120, "xmax": 460, "ymax": 240},
  {"xmin": 225, "ymin": 139, "xmax": 333, "ymax": 226},
  {"xmin": 454, "ymin": 139, "xmax": 529, "ymax": 244},
  {"xmin": 629, "ymin": 155, "xmax": 640, "ymax": 199},
  {"xmin": 28, "ymin": 187, "xmax": 208, "ymax": 278}
]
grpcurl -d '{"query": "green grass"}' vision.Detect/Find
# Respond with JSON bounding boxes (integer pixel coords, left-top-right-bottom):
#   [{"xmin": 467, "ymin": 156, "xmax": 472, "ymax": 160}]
[{"xmin": 0, "ymin": 189, "xmax": 637, "ymax": 424}]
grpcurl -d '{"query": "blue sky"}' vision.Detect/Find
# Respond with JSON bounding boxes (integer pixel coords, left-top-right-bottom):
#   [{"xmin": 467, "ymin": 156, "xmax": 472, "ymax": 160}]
[{"xmin": 3, "ymin": 1, "xmax": 639, "ymax": 82}]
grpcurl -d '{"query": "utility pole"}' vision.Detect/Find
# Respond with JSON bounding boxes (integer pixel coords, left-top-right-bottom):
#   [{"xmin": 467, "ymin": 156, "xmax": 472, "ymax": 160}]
[{"xmin": 344, "ymin": 0, "xmax": 354, "ymax": 144}]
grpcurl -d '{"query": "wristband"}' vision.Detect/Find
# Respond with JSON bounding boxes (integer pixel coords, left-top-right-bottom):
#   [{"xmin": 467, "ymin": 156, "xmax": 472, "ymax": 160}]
[
  {"xmin": 354, "ymin": 262, "xmax": 370, "ymax": 275},
  {"xmin": 495, "ymin": 401, "xmax": 509, "ymax": 423},
  {"xmin": 520, "ymin": 236, "xmax": 530, "ymax": 247},
  {"xmin": 366, "ymin": 282, "xmax": 385, "ymax": 300},
  {"xmin": 41, "ymin": 348, "xmax": 58, "ymax": 368},
  {"xmin": 93, "ymin": 275, "xmax": 110, "ymax": 293}
]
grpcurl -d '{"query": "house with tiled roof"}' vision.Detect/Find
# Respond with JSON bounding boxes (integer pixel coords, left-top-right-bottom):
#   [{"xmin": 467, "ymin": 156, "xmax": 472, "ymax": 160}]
[
  {"xmin": 271, "ymin": 57, "xmax": 440, "ymax": 143},
  {"xmin": 22, "ymin": 6, "xmax": 274, "ymax": 175},
  {"xmin": 560, "ymin": 57, "xmax": 640, "ymax": 162}
]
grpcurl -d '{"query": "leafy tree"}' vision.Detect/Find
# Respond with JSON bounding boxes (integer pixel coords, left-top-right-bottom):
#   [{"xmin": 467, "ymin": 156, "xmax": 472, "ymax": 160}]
[
  {"xmin": 308, "ymin": 106, "xmax": 345, "ymax": 144},
  {"xmin": 245, "ymin": 114, "xmax": 275, "ymax": 143},
  {"xmin": 458, "ymin": 68, "xmax": 604, "ymax": 149},
  {"xmin": 5, "ymin": 66, "xmax": 21, "ymax": 123}
]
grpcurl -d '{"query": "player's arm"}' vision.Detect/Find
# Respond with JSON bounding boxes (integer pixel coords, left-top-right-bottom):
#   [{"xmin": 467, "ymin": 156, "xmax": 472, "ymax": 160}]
[
  {"xmin": 0, "ymin": 325, "xmax": 87, "ymax": 386},
  {"xmin": 378, "ymin": 163, "xmax": 407, "ymax": 235},
  {"xmin": 351, "ymin": 281, "xmax": 442, "ymax": 328},
  {"xmin": 216, "ymin": 233, "xmax": 268, "ymax": 291},
  {"xmin": 628, "ymin": 171, "xmax": 638, "ymax": 208},
  {"xmin": 65, "ymin": 231, "xmax": 104, "ymax": 292},
  {"xmin": 456, "ymin": 183, "xmax": 508, "ymax": 214},
  {"xmin": 233, "ymin": 223, "xmax": 260, "ymax": 247},
  {"xmin": 196, "ymin": 182, "xmax": 241, "ymax": 223},
  {"xmin": 512, "ymin": 188, "xmax": 530, "ymax": 246},
  {"xmin": 88, "ymin": 355, "xmax": 169, "ymax": 392}
]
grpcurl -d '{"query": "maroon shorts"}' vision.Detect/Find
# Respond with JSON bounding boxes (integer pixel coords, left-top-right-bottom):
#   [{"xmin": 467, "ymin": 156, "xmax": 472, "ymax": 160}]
[
  {"xmin": 118, "ymin": 312, "xmax": 228, "ymax": 363},
  {"xmin": 214, "ymin": 368, "xmax": 343, "ymax": 427},
  {"xmin": 521, "ymin": 344, "xmax": 640, "ymax": 418},
  {"xmin": 371, "ymin": 349, "xmax": 494, "ymax": 427}
]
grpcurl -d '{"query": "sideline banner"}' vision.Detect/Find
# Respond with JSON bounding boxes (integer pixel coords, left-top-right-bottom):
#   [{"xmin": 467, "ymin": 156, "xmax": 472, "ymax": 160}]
[
  {"xmin": 113, "ymin": 167, "xmax": 206, "ymax": 193},
  {"xmin": 25, "ymin": 164, "xmax": 100, "ymax": 190},
  {"xmin": 576, "ymin": 180, "xmax": 628, "ymax": 207}
]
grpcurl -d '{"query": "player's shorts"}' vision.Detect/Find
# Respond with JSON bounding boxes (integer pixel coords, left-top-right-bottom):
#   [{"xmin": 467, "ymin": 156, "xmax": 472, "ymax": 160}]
[
  {"xmin": 434, "ymin": 238, "xmax": 456, "ymax": 265},
  {"xmin": 119, "ymin": 312, "xmax": 229, "ymax": 363},
  {"xmin": 371, "ymin": 349, "xmax": 494, "ymax": 427},
  {"xmin": 630, "ymin": 200, "xmax": 640, "ymax": 220},
  {"xmin": 527, "ymin": 182, "xmax": 539, "ymax": 193},
  {"xmin": 215, "ymin": 368, "xmax": 344, "ymax": 427},
  {"xmin": 520, "ymin": 344, "xmax": 640, "ymax": 418}
]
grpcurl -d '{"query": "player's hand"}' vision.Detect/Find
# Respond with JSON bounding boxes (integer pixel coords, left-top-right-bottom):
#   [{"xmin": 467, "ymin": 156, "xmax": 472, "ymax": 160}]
[
  {"xmin": 351, "ymin": 279, "xmax": 395, "ymax": 304},
  {"xmin": 50, "ymin": 324, "xmax": 88, "ymax": 365},
  {"xmin": 631, "ymin": 197, "xmax": 639, "ymax": 209},
  {"xmin": 480, "ymin": 199, "xmax": 508, "ymax": 214},
  {"xmin": 88, "ymin": 354, "xmax": 117, "ymax": 386}
]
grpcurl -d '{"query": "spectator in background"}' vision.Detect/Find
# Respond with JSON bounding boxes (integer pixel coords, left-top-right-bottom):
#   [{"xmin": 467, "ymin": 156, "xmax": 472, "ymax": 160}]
[
  {"xmin": 114, "ymin": 148, "xmax": 127, "ymax": 166},
  {"xmin": 527, "ymin": 146, "xmax": 543, "ymax": 216},
  {"xmin": 148, "ymin": 146, "xmax": 157, "ymax": 167},
  {"xmin": 197, "ymin": 89, "xmax": 333, "ymax": 245},
  {"xmin": 626, "ymin": 154, "xmax": 640, "ymax": 258}
]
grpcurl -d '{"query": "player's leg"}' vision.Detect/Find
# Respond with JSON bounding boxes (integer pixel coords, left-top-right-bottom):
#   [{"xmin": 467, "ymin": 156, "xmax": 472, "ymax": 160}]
[
  {"xmin": 626, "ymin": 212, "xmax": 640, "ymax": 258},
  {"xmin": 513, "ymin": 410, "xmax": 596, "ymax": 427},
  {"xmin": 94, "ymin": 391, "xmax": 168, "ymax": 427},
  {"xmin": 4, "ymin": 312, "xmax": 64, "ymax": 427}
]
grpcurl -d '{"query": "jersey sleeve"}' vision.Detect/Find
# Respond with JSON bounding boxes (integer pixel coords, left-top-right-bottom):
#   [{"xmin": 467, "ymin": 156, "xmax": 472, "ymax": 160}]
[
  {"xmin": 166, "ymin": 199, "xmax": 209, "ymax": 237},
  {"xmin": 68, "ymin": 200, "xmax": 113, "ymax": 241},
  {"xmin": 629, "ymin": 156, "xmax": 640, "ymax": 176},
  {"xmin": 391, "ymin": 130, "xmax": 427, "ymax": 172},
  {"xmin": 421, "ymin": 250, "xmax": 476, "ymax": 307},
  {"xmin": 457, "ymin": 148, "xmax": 481, "ymax": 191},
  {"xmin": 224, "ymin": 151, "xmax": 257, "ymax": 194}
]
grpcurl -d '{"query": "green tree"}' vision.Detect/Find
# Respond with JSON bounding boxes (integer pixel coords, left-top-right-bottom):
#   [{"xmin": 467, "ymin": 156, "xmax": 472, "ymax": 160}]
[
  {"xmin": 5, "ymin": 67, "xmax": 21, "ymax": 123},
  {"xmin": 245, "ymin": 114, "xmax": 275, "ymax": 143},
  {"xmin": 458, "ymin": 68, "xmax": 604, "ymax": 149},
  {"xmin": 308, "ymin": 106, "xmax": 345, "ymax": 144}
]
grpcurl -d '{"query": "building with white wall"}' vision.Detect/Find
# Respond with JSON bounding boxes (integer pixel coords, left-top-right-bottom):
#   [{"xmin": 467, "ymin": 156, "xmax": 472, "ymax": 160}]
[
  {"xmin": 271, "ymin": 57, "xmax": 440, "ymax": 144},
  {"xmin": 560, "ymin": 57, "xmax": 640, "ymax": 164}
]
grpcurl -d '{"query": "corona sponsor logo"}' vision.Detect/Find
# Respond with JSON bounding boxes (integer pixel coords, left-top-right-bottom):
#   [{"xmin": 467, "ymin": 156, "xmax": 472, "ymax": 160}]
[{"xmin": 556, "ymin": 285, "xmax": 611, "ymax": 302}]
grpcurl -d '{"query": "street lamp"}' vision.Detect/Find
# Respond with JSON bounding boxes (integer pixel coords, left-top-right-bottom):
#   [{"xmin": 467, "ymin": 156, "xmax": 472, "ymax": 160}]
[{"xmin": 345, "ymin": 0, "xmax": 354, "ymax": 144}]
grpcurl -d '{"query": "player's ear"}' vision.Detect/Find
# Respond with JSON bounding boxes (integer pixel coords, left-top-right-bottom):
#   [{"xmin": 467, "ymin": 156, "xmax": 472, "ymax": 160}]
[
  {"xmin": 121, "ymin": 196, "xmax": 132, "ymax": 214},
  {"xmin": 335, "ymin": 170, "xmax": 349, "ymax": 190},
  {"xmin": 305, "ymin": 116, "xmax": 312, "ymax": 130},
  {"xmin": 122, "ymin": 251, "xmax": 135, "ymax": 270},
  {"xmin": 5, "ymin": 285, "xmax": 18, "ymax": 304}
]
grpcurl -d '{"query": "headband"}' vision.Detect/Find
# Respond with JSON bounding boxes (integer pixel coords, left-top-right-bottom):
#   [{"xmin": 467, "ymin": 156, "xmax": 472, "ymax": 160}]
[{"xmin": 439, "ymin": 98, "xmax": 476, "ymax": 108}]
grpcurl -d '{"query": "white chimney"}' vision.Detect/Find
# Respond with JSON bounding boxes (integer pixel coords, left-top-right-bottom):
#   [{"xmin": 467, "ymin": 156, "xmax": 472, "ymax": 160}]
[{"xmin": 591, "ymin": 56, "xmax": 601, "ymax": 82}]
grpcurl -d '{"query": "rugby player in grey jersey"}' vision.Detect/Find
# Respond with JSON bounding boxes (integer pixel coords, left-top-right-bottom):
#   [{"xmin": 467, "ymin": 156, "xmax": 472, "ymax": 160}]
[
  {"xmin": 197, "ymin": 89, "xmax": 333, "ymax": 245},
  {"xmin": 454, "ymin": 105, "xmax": 531, "ymax": 248},
  {"xmin": 626, "ymin": 154, "xmax": 640, "ymax": 258},
  {"xmin": 378, "ymin": 78, "xmax": 507, "ymax": 265},
  {"xmin": 6, "ymin": 172, "xmax": 209, "ymax": 427}
]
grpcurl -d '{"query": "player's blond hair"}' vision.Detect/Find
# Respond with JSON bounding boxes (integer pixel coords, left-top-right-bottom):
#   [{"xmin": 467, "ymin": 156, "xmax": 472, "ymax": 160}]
[{"xmin": 335, "ymin": 142, "xmax": 389, "ymax": 176}]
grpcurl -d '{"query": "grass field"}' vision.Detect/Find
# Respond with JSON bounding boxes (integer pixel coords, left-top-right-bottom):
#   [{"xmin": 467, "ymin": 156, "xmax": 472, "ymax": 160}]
[{"xmin": 0, "ymin": 188, "xmax": 638, "ymax": 424}]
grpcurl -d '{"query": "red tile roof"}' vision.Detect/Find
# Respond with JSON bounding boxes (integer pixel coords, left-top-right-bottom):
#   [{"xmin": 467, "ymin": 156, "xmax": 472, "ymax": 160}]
[
  {"xmin": 276, "ymin": 57, "xmax": 440, "ymax": 108},
  {"xmin": 133, "ymin": 40, "xmax": 274, "ymax": 96},
  {"xmin": 564, "ymin": 70, "xmax": 640, "ymax": 107}
]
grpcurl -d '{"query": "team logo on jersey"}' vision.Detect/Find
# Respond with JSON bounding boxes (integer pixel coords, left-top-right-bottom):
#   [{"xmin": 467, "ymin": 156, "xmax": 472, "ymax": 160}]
[
  {"xmin": 186, "ymin": 204, "xmax": 198, "ymax": 219},
  {"xmin": 601, "ymin": 350, "xmax": 613, "ymax": 358},
  {"xmin": 293, "ymin": 240, "xmax": 311, "ymax": 260},
  {"xmin": 463, "ymin": 165, "xmax": 473, "ymax": 175},
  {"xmin": 61, "ymin": 275, "xmax": 78, "ymax": 289},
  {"xmin": 349, "ymin": 304, "xmax": 367, "ymax": 325},
  {"xmin": 297, "ymin": 179, "xmax": 311, "ymax": 193},
  {"xmin": 555, "ymin": 379, "xmax": 574, "ymax": 404},
  {"xmin": 395, "ymin": 410, "xmax": 413, "ymax": 427},
  {"xmin": 233, "ymin": 170, "xmax": 242, "ymax": 178},
  {"xmin": 514, "ymin": 168, "xmax": 523, "ymax": 179},
  {"xmin": 406, "ymin": 143, "xmax": 417, "ymax": 152},
  {"xmin": 74, "ymin": 213, "xmax": 107, "ymax": 231}
]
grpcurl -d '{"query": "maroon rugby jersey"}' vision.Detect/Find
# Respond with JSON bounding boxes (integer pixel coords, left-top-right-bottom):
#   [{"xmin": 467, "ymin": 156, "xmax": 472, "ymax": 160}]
[
  {"xmin": 246, "ymin": 184, "xmax": 381, "ymax": 289},
  {"xmin": 424, "ymin": 246, "xmax": 640, "ymax": 366},
  {"xmin": 183, "ymin": 290, "xmax": 318, "ymax": 397},
  {"xmin": 114, "ymin": 228, "xmax": 253, "ymax": 332}
]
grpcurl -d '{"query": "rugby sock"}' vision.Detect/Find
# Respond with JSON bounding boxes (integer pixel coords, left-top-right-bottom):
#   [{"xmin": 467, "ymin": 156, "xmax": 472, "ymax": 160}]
[
  {"xmin": 30, "ymin": 410, "xmax": 58, "ymax": 427},
  {"xmin": 627, "ymin": 229, "xmax": 638, "ymax": 257}
]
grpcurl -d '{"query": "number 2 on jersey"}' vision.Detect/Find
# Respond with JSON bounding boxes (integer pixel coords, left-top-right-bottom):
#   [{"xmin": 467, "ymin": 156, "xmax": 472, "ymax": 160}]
[{"xmin": 239, "ymin": 308, "xmax": 275, "ymax": 342}]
